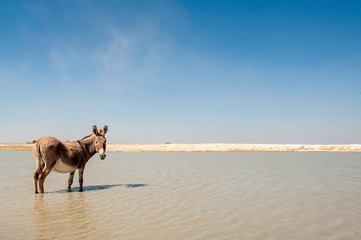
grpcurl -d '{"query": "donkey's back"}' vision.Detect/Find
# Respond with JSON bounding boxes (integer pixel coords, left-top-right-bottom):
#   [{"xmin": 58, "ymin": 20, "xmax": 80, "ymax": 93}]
[{"xmin": 34, "ymin": 136, "xmax": 63, "ymax": 158}]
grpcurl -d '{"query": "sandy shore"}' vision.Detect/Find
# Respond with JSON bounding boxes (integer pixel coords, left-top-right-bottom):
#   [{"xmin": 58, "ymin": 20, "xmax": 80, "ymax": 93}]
[{"xmin": 1, "ymin": 143, "xmax": 361, "ymax": 152}]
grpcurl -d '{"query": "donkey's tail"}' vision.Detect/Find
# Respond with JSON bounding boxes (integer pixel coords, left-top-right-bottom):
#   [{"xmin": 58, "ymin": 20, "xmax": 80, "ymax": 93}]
[{"xmin": 33, "ymin": 140, "xmax": 44, "ymax": 173}]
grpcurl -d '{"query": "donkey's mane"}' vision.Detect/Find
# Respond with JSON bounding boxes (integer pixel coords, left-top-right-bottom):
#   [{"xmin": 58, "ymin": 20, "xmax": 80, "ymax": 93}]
[{"xmin": 79, "ymin": 133, "xmax": 94, "ymax": 141}]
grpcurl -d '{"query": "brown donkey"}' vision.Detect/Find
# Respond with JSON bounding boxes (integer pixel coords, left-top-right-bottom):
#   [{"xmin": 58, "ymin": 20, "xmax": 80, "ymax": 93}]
[{"xmin": 33, "ymin": 125, "xmax": 108, "ymax": 193}]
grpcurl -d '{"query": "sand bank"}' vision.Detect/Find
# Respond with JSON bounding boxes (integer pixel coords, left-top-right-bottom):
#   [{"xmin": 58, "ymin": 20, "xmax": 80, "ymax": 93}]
[
  {"xmin": 0, "ymin": 143, "xmax": 34, "ymax": 151},
  {"xmin": 1, "ymin": 143, "xmax": 361, "ymax": 152}
]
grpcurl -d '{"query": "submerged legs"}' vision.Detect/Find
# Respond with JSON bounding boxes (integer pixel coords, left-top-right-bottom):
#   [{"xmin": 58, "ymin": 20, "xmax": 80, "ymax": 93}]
[
  {"xmin": 34, "ymin": 168, "xmax": 85, "ymax": 193},
  {"xmin": 67, "ymin": 168, "xmax": 85, "ymax": 192},
  {"xmin": 78, "ymin": 168, "xmax": 84, "ymax": 192},
  {"xmin": 33, "ymin": 161, "xmax": 47, "ymax": 194},
  {"xmin": 38, "ymin": 165, "xmax": 54, "ymax": 193},
  {"xmin": 33, "ymin": 163, "xmax": 86, "ymax": 193},
  {"xmin": 33, "ymin": 169, "xmax": 41, "ymax": 194},
  {"xmin": 68, "ymin": 171, "xmax": 75, "ymax": 192}
]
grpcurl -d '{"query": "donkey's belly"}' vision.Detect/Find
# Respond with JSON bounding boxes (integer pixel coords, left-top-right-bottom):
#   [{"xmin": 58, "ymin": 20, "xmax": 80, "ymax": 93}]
[{"xmin": 53, "ymin": 160, "xmax": 77, "ymax": 173}]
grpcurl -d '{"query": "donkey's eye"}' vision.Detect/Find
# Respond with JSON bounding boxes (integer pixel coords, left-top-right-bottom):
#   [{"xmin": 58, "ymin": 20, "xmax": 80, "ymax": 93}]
[{"xmin": 96, "ymin": 141, "xmax": 98, "ymax": 144}]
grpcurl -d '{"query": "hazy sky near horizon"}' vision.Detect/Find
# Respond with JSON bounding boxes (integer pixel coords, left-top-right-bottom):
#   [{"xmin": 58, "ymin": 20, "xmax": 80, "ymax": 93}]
[{"xmin": 0, "ymin": 0, "xmax": 360, "ymax": 144}]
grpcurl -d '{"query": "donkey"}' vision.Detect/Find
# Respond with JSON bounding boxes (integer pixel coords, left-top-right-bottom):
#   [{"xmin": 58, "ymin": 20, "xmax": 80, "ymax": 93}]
[{"xmin": 33, "ymin": 125, "xmax": 108, "ymax": 193}]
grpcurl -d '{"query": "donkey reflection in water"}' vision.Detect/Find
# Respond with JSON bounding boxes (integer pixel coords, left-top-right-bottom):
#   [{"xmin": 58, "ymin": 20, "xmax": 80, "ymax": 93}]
[{"xmin": 33, "ymin": 125, "xmax": 108, "ymax": 194}]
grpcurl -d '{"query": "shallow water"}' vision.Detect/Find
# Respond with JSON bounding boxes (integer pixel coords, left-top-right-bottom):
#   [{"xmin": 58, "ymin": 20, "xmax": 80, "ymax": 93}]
[{"xmin": 0, "ymin": 151, "xmax": 360, "ymax": 239}]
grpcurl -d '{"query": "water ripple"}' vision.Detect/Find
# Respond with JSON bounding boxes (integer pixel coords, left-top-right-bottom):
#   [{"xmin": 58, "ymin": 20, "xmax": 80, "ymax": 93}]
[{"xmin": 0, "ymin": 151, "xmax": 360, "ymax": 239}]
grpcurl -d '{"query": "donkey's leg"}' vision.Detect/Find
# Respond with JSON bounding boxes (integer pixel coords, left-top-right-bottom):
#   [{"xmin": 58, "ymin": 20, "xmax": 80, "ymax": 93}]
[
  {"xmin": 68, "ymin": 171, "xmax": 75, "ymax": 192},
  {"xmin": 33, "ymin": 170, "xmax": 40, "ymax": 194},
  {"xmin": 33, "ymin": 148, "xmax": 45, "ymax": 194},
  {"xmin": 39, "ymin": 165, "xmax": 54, "ymax": 194},
  {"xmin": 33, "ymin": 161, "xmax": 45, "ymax": 194},
  {"xmin": 78, "ymin": 167, "xmax": 85, "ymax": 192}
]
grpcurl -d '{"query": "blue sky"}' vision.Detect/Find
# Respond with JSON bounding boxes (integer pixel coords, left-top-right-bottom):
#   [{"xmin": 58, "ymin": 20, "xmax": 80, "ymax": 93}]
[{"xmin": 0, "ymin": 0, "xmax": 360, "ymax": 143}]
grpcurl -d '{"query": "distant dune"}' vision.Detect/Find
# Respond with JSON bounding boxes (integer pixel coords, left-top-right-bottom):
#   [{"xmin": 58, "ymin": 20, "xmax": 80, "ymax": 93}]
[
  {"xmin": 1, "ymin": 143, "xmax": 361, "ymax": 152},
  {"xmin": 0, "ymin": 144, "xmax": 34, "ymax": 151}
]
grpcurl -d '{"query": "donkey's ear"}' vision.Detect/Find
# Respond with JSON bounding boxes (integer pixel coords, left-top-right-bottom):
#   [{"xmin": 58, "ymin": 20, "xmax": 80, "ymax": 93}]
[
  {"xmin": 103, "ymin": 125, "xmax": 108, "ymax": 135},
  {"xmin": 92, "ymin": 125, "xmax": 98, "ymax": 134}
]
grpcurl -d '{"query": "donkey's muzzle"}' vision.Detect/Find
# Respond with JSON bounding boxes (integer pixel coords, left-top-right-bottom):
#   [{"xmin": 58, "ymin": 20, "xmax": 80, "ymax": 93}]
[{"xmin": 99, "ymin": 149, "xmax": 106, "ymax": 160}]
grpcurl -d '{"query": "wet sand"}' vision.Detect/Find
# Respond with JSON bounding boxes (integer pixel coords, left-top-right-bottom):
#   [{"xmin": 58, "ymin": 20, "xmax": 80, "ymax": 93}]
[
  {"xmin": 1, "ymin": 143, "xmax": 361, "ymax": 152},
  {"xmin": 0, "ymin": 151, "xmax": 360, "ymax": 239}
]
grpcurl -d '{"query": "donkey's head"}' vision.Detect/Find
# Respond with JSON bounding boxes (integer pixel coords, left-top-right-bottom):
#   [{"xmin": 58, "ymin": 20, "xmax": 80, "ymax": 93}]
[{"xmin": 92, "ymin": 125, "xmax": 108, "ymax": 160}]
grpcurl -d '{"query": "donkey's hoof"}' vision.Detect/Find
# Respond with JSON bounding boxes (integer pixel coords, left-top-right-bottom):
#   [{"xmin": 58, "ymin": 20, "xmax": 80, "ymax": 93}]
[
  {"xmin": 79, "ymin": 188, "xmax": 83, "ymax": 192},
  {"xmin": 67, "ymin": 188, "xmax": 72, "ymax": 192}
]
